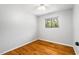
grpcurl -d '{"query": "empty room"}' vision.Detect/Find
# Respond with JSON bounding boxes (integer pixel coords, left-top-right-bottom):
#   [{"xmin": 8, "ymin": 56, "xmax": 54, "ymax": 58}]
[{"xmin": 0, "ymin": 4, "xmax": 79, "ymax": 55}]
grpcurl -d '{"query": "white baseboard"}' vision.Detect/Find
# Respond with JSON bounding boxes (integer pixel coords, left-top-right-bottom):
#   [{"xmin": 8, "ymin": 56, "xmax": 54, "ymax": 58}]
[
  {"xmin": 73, "ymin": 47, "xmax": 77, "ymax": 55},
  {"xmin": 39, "ymin": 39, "xmax": 77, "ymax": 54},
  {"xmin": 1, "ymin": 39, "xmax": 74, "ymax": 55},
  {"xmin": 0, "ymin": 39, "xmax": 38, "ymax": 55},
  {"xmin": 39, "ymin": 39, "xmax": 73, "ymax": 47}
]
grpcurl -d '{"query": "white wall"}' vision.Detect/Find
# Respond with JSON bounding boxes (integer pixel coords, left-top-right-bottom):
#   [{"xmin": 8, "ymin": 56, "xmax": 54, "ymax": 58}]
[
  {"xmin": 73, "ymin": 5, "xmax": 79, "ymax": 54},
  {"xmin": 37, "ymin": 9, "xmax": 73, "ymax": 46},
  {"xmin": 0, "ymin": 5, "xmax": 37, "ymax": 54}
]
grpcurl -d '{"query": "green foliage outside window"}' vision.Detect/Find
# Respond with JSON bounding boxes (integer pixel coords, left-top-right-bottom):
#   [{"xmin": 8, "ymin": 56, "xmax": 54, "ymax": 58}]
[{"xmin": 45, "ymin": 17, "xmax": 59, "ymax": 28}]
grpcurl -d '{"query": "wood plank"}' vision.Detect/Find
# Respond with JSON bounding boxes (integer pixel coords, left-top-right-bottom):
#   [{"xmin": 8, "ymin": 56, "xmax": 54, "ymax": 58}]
[{"xmin": 4, "ymin": 40, "xmax": 75, "ymax": 55}]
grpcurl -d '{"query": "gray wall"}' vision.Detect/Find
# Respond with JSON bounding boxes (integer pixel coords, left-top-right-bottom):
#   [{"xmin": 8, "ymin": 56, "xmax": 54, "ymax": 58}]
[
  {"xmin": 73, "ymin": 5, "xmax": 79, "ymax": 54},
  {"xmin": 0, "ymin": 5, "xmax": 37, "ymax": 54},
  {"xmin": 37, "ymin": 9, "xmax": 73, "ymax": 46}
]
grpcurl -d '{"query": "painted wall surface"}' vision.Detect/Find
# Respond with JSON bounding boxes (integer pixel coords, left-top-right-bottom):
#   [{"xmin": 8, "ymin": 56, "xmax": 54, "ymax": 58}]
[
  {"xmin": 0, "ymin": 5, "xmax": 37, "ymax": 54},
  {"xmin": 37, "ymin": 9, "xmax": 73, "ymax": 46},
  {"xmin": 73, "ymin": 5, "xmax": 79, "ymax": 54}
]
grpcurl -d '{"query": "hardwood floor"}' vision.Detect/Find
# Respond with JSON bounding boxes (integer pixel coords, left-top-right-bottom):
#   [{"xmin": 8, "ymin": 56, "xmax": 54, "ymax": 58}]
[{"xmin": 4, "ymin": 40, "xmax": 75, "ymax": 55}]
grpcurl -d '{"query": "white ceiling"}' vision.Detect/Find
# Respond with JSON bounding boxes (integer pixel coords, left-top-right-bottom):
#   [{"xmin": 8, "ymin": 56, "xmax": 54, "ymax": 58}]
[
  {"xmin": 31, "ymin": 4, "xmax": 73, "ymax": 16},
  {"xmin": 0, "ymin": 4, "xmax": 73, "ymax": 16}
]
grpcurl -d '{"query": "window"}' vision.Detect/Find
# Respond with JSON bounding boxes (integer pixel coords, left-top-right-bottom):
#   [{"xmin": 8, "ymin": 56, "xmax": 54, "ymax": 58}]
[{"xmin": 45, "ymin": 16, "xmax": 59, "ymax": 28}]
